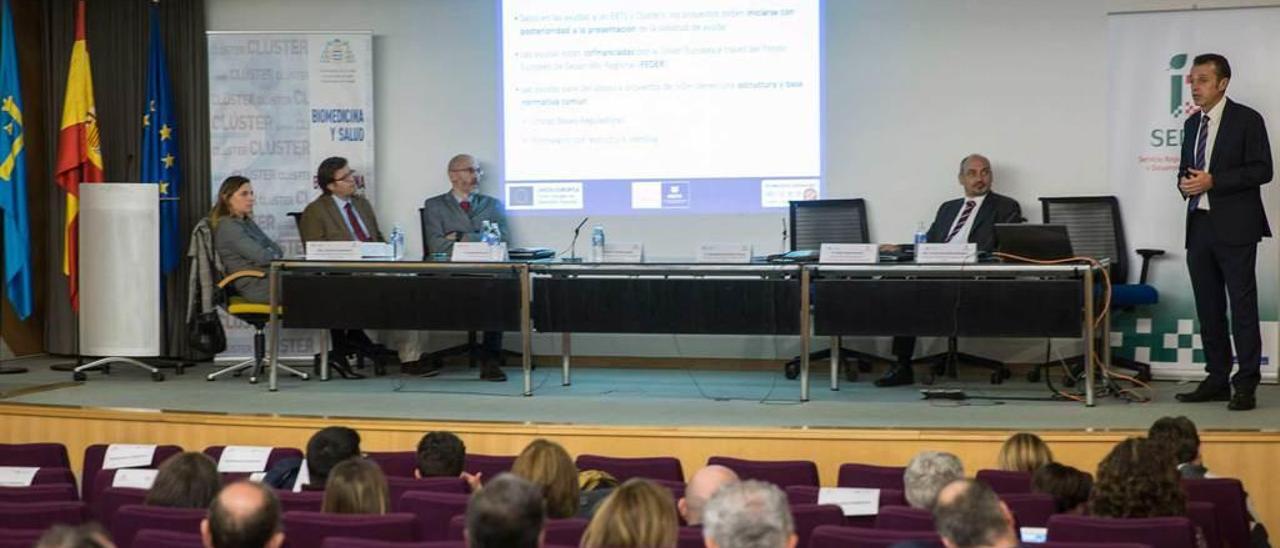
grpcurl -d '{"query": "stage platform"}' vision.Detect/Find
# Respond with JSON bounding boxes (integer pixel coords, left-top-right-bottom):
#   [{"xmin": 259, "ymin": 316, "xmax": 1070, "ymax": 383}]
[{"xmin": 1, "ymin": 356, "xmax": 1278, "ymax": 527}]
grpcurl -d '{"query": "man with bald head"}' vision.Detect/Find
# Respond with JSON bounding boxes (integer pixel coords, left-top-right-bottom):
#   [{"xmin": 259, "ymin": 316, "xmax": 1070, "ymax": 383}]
[
  {"xmin": 201, "ymin": 481, "xmax": 284, "ymax": 548},
  {"xmin": 419, "ymin": 154, "xmax": 510, "ymax": 382},
  {"xmin": 679, "ymin": 464, "xmax": 740, "ymax": 526},
  {"xmin": 931, "ymin": 479, "xmax": 1020, "ymax": 548}
]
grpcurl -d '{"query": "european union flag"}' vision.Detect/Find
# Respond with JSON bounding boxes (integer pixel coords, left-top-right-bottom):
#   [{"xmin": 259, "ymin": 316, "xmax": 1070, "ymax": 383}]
[
  {"xmin": 141, "ymin": 2, "xmax": 179, "ymax": 274},
  {"xmin": 0, "ymin": 0, "xmax": 32, "ymax": 320}
]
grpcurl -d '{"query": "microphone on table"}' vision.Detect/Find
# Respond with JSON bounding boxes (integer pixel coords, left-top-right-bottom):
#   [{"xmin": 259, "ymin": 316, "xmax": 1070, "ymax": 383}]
[{"xmin": 565, "ymin": 216, "xmax": 589, "ymax": 262}]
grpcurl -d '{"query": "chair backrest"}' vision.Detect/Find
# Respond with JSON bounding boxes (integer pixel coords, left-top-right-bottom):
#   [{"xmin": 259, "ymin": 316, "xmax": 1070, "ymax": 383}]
[
  {"xmin": 574, "ymin": 454, "xmax": 685, "ymax": 483},
  {"xmin": 791, "ymin": 198, "xmax": 871, "ymax": 251},
  {"xmin": 1183, "ymin": 478, "xmax": 1251, "ymax": 548},
  {"xmin": 790, "ymin": 504, "xmax": 845, "ymax": 548},
  {"xmin": 288, "ymin": 212, "xmax": 305, "ymax": 246},
  {"xmin": 1046, "ymin": 514, "xmax": 1196, "ymax": 548},
  {"xmin": 1040, "ymin": 196, "xmax": 1129, "ymax": 282},
  {"xmin": 418, "ymin": 207, "xmax": 429, "ymax": 257},
  {"xmin": 1038, "ymin": 543, "xmax": 1152, "ymax": 548},
  {"xmin": 676, "ymin": 525, "xmax": 704, "ymax": 548},
  {"xmin": 999, "ymin": 492, "xmax": 1056, "ymax": 528},
  {"xmin": 651, "ymin": 478, "xmax": 685, "ymax": 501},
  {"xmin": 322, "ymin": 540, "xmax": 459, "ymax": 548},
  {"xmin": 276, "ymin": 489, "xmax": 325, "ymax": 513},
  {"xmin": 976, "ymin": 469, "xmax": 1033, "ymax": 494},
  {"xmin": 82, "ymin": 444, "xmax": 182, "ymax": 505},
  {"xmin": 386, "ymin": 476, "xmax": 469, "ymax": 508},
  {"xmin": 875, "ymin": 505, "xmax": 934, "ymax": 531},
  {"xmin": 1187, "ymin": 501, "xmax": 1221, "ymax": 548},
  {"xmin": 0, "ymin": 443, "xmax": 71, "ymax": 469},
  {"xmin": 95, "ymin": 486, "xmax": 149, "ymax": 529},
  {"xmin": 0, "ymin": 528, "xmax": 45, "ymax": 548},
  {"xmin": 111, "ymin": 505, "xmax": 206, "ymax": 548},
  {"xmin": 544, "ymin": 517, "xmax": 590, "ymax": 547},
  {"xmin": 282, "ymin": 511, "xmax": 417, "ymax": 547},
  {"xmin": 838, "ymin": 463, "xmax": 905, "ymax": 490},
  {"xmin": 203, "ymin": 445, "xmax": 305, "ymax": 482},
  {"xmin": 783, "ymin": 486, "xmax": 905, "ymax": 528},
  {"xmin": 706, "ymin": 456, "xmax": 819, "ymax": 488},
  {"xmin": 366, "ymin": 451, "xmax": 420, "ymax": 478},
  {"xmin": 31, "ymin": 467, "xmax": 77, "ymax": 487},
  {"xmin": 132, "ymin": 529, "xmax": 206, "ymax": 548},
  {"xmin": 0, "ymin": 500, "xmax": 87, "ymax": 530},
  {"xmin": 462, "ymin": 454, "xmax": 516, "ymax": 482},
  {"xmin": 809, "ymin": 524, "xmax": 944, "ymax": 548},
  {"xmin": 0, "ymin": 484, "xmax": 78, "ymax": 503},
  {"xmin": 398, "ymin": 491, "xmax": 469, "ymax": 541}
]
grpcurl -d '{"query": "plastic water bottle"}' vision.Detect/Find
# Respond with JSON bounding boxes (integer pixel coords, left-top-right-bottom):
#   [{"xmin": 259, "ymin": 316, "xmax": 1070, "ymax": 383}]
[
  {"xmin": 390, "ymin": 225, "xmax": 405, "ymax": 260},
  {"xmin": 913, "ymin": 222, "xmax": 928, "ymax": 245},
  {"xmin": 590, "ymin": 225, "xmax": 606, "ymax": 262}
]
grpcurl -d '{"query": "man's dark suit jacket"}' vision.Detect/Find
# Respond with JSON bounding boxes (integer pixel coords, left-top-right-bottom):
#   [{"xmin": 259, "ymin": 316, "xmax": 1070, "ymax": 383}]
[
  {"xmin": 925, "ymin": 192, "xmax": 1025, "ymax": 252},
  {"xmin": 299, "ymin": 194, "xmax": 385, "ymax": 243},
  {"xmin": 1179, "ymin": 98, "xmax": 1273, "ymax": 247}
]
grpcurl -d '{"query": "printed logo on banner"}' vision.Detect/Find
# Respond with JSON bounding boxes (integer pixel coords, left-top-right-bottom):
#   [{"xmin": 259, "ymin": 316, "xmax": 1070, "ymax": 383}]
[
  {"xmin": 1167, "ymin": 54, "xmax": 1196, "ymax": 120},
  {"xmin": 321, "ymin": 39, "xmax": 356, "ymax": 63}
]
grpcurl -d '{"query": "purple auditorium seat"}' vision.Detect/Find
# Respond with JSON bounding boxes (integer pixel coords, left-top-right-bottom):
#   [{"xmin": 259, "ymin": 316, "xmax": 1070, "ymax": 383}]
[
  {"xmin": 203, "ymin": 445, "xmax": 304, "ymax": 482},
  {"xmin": 999, "ymin": 492, "xmax": 1056, "ymax": 527},
  {"xmin": 706, "ymin": 456, "xmax": 819, "ymax": 488},
  {"xmin": 95, "ymin": 486, "xmax": 148, "ymax": 529},
  {"xmin": 0, "ymin": 528, "xmax": 44, "ymax": 548},
  {"xmin": 82, "ymin": 444, "xmax": 181, "ymax": 506},
  {"xmin": 976, "ymin": 469, "xmax": 1033, "ymax": 493},
  {"xmin": 387, "ymin": 476, "xmax": 469, "ymax": 507},
  {"xmin": 676, "ymin": 525, "xmax": 704, "ymax": 548},
  {"xmin": 90, "ymin": 469, "xmax": 153, "ymax": 515},
  {"xmin": 398, "ymin": 491, "xmax": 469, "ymax": 541},
  {"xmin": 0, "ymin": 443, "xmax": 72, "ymax": 469},
  {"xmin": 875, "ymin": 505, "xmax": 934, "ymax": 531},
  {"xmin": 1187, "ymin": 501, "xmax": 1221, "ymax": 548},
  {"xmin": 838, "ymin": 463, "xmax": 906, "ymax": 490},
  {"xmin": 575, "ymin": 454, "xmax": 685, "ymax": 482},
  {"xmin": 544, "ymin": 517, "xmax": 590, "ymax": 546},
  {"xmin": 0, "ymin": 483, "xmax": 78, "ymax": 503},
  {"xmin": 790, "ymin": 504, "xmax": 844, "ymax": 548},
  {"xmin": 111, "ymin": 505, "xmax": 206, "ymax": 548},
  {"xmin": 447, "ymin": 514, "xmax": 465, "ymax": 541},
  {"xmin": 282, "ymin": 511, "xmax": 417, "ymax": 547},
  {"xmin": 31, "ymin": 467, "xmax": 77, "ymax": 486},
  {"xmin": 783, "ymin": 485, "xmax": 906, "ymax": 527},
  {"xmin": 1046, "ymin": 514, "xmax": 1196, "ymax": 548},
  {"xmin": 462, "ymin": 454, "xmax": 516, "ymax": 482},
  {"xmin": 366, "ymin": 451, "xmax": 419, "ymax": 478},
  {"xmin": 809, "ymin": 525, "xmax": 944, "ymax": 548},
  {"xmin": 132, "ymin": 529, "xmax": 206, "ymax": 548},
  {"xmin": 322, "ymin": 541, "xmax": 460, "ymax": 548},
  {"xmin": 0, "ymin": 500, "xmax": 87, "ymax": 530},
  {"xmin": 1184, "ymin": 478, "xmax": 1251, "ymax": 548},
  {"xmin": 651, "ymin": 478, "xmax": 685, "ymax": 501},
  {"xmin": 276, "ymin": 490, "xmax": 325, "ymax": 513},
  {"xmin": 1038, "ymin": 543, "xmax": 1151, "ymax": 548}
]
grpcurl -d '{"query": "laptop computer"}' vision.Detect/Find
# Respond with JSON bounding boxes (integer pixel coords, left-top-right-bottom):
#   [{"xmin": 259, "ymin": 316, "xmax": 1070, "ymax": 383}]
[{"xmin": 994, "ymin": 224, "xmax": 1074, "ymax": 261}]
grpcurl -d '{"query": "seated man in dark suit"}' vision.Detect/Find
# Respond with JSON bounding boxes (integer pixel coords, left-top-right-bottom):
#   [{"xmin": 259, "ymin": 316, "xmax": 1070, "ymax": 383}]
[
  {"xmin": 876, "ymin": 154, "xmax": 1024, "ymax": 387},
  {"xmin": 298, "ymin": 156, "xmax": 396, "ymax": 378},
  {"xmin": 263, "ymin": 426, "xmax": 361, "ymax": 491},
  {"xmin": 418, "ymin": 154, "xmax": 509, "ymax": 382}
]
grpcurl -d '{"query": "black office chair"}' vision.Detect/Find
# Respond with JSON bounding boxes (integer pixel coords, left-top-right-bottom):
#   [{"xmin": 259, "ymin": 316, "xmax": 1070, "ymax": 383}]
[
  {"xmin": 1032, "ymin": 196, "xmax": 1162, "ymax": 383},
  {"xmin": 783, "ymin": 199, "xmax": 888, "ymax": 381}
]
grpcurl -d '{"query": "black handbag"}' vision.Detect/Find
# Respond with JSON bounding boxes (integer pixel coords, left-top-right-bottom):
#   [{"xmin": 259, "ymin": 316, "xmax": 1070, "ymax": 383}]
[{"xmin": 188, "ymin": 311, "xmax": 227, "ymax": 355}]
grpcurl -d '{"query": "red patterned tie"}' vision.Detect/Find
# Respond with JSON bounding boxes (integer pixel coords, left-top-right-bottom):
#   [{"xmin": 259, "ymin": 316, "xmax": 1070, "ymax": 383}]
[
  {"xmin": 460, "ymin": 200, "xmax": 471, "ymax": 214},
  {"xmin": 344, "ymin": 202, "xmax": 370, "ymax": 242}
]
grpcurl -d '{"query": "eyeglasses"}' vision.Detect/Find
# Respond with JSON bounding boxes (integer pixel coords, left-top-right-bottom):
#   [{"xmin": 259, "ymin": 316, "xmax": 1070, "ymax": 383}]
[{"xmin": 450, "ymin": 166, "xmax": 483, "ymax": 176}]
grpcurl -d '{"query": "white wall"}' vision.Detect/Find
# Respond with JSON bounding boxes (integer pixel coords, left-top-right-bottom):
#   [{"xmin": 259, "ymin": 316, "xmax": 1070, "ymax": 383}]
[{"xmin": 206, "ymin": 0, "xmax": 1280, "ymax": 362}]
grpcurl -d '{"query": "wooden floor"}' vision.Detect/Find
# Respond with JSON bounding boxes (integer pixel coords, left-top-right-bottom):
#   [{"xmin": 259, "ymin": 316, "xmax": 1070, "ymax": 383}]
[{"xmin": 2, "ymin": 401, "xmax": 1278, "ymax": 529}]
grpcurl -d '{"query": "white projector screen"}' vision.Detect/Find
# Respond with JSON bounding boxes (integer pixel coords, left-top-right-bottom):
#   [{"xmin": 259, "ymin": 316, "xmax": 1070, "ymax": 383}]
[{"xmin": 501, "ymin": 0, "xmax": 822, "ymax": 216}]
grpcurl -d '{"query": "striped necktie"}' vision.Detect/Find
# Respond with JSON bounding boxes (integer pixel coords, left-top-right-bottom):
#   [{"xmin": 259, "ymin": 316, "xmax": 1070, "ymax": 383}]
[
  {"xmin": 946, "ymin": 200, "xmax": 977, "ymax": 243},
  {"xmin": 1188, "ymin": 114, "xmax": 1210, "ymax": 211}
]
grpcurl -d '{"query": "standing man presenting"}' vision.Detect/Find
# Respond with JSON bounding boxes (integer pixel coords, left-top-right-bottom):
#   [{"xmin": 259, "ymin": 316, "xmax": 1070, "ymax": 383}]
[
  {"xmin": 420, "ymin": 154, "xmax": 509, "ymax": 382},
  {"xmin": 1175, "ymin": 54, "xmax": 1272, "ymax": 411}
]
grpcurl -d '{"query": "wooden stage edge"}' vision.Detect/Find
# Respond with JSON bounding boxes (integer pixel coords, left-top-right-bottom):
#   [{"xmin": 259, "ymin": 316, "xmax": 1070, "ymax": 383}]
[{"xmin": 2, "ymin": 401, "xmax": 1280, "ymax": 528}]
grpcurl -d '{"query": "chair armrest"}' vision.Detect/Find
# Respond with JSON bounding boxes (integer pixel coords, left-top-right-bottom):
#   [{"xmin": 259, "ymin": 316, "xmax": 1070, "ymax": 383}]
[
  {"xmin": 1135, "ymin": 248, "xmax": 1166, "ymax": 285},
  {"xmin": 217, "ymin": 270, "xmax": 265, "ymax": 289}
]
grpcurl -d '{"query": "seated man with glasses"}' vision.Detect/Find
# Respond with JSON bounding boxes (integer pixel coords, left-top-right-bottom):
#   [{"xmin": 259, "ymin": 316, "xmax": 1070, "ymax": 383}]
[
  {"xmin": 418, "ymin": 153, "xmax": 510, "ymax": 382},
  {"xmin": 299, "ymin": 156, "xmax": 397, "ymax": 378}
]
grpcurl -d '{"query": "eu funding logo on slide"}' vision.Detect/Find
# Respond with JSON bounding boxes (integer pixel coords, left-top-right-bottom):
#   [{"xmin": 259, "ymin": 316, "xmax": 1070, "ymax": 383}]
[{"xmin": 320, "ymin": 39, "xmax": 355, "ymax": 63}]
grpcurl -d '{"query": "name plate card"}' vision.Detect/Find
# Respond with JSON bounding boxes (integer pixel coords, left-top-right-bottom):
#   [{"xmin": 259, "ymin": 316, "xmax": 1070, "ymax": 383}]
[
  {"xmin": 916, "ymin": 243, "xmax": 977, "ymax": 264},
  {"xmin": 818, "ymin": 487, "xmax": 880, "ymax": 516},
  {"xmin": 217, "ymin": 446, "xmax": 274, "ymax": 473},
  {"xmin": 451, "ymin": 242, "xmax": 508, "ymax": 262},
  {"xmin": 697, "ymin": 243, "xmax": 752, "ymax": 264},
  {"xmin": 820, "ymin": 243, "xmax": 879, "ymax": 264},
  {"xmin": 360, "ymin": 242, "xmax": 393, "ymax": 258},
  {"xmin": 103, "ymin": 444, "xmax": 157, "ymax": 470},
  {"xmin": 112, "ymin": 468, "xmax": 159, "ymax": 489},
  {"xmin": 306, "ymin": 241, "xmax": 361, "ymax": 260},
  {"xmin": 0, "ymin": 467, "xmax": 39, "ymax": 487},
  {"xmin": 602, "ymin": 243, "xmax": 644, "ymax": 263}
]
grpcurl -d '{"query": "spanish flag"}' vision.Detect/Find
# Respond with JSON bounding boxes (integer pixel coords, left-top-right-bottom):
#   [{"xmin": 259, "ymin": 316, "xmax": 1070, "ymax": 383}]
[{"xmin": 54, "ymin": 0, "xmax": 102, "ymax": 311}]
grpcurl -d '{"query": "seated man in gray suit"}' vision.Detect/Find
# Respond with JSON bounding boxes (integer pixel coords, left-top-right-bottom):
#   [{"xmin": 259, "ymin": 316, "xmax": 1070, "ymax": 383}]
[{"xmin": 419, "ymin": 154, "xmax": 509, "ymax": 382}]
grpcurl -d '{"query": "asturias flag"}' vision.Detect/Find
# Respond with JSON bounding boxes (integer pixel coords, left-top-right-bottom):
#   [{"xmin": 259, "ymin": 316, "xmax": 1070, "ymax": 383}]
[
  {"xmin": 142, "ymin": 1, "xmax": 179, "ymax": 275},
  {"xmin": 0, "ymin": 0, "xmax": 31, "ymax": 319},
  {"xmin": 54, "ymin": 0, "xmax": 102, "ymax": 311}
]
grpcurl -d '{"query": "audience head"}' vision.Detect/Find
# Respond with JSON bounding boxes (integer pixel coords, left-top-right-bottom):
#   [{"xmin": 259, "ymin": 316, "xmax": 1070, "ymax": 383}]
[
  {"xmin": 1148, "ymin": 415, "xmax": 1201, "ymax": 465},
  {"xmin": 679, "ymin": 464, "xmax": 740, "ymax": 526},
  {"xmin": 1030, "ymin": 462, "xmax": 1092, "ymax": 514},
  {"xmin": 511, "ymin": 438, "xmax": 580, "ymax": 519},
  {"xmin": 145, "ymin": 451, "xmax": 221, "ymax": 509},
  {"xmin": 447, "ymin": 153, "xmax": 482, "ymax": 196},
  {"xmin": 465, "ymin": 473, "xmax": 545, "ymax": 548},
  {"xmin": 997, "ymin": 432, "xmax": 1053, "ymax": 473},
  {"xmin": 416, "ymin": 430, "xmax": 467, "ymax": 478},
  {"xmin": 904, "ymin": 450, "xmax": 965, "ymax": 510},
  {"xmin": 1090, "ymin": 437, "xmax": 1186, "ymax": 518},
  {"xmin": 581, "ymin": 478, "xmax": 680, "ymax": 548},
  {"xmin": 210, "ymin": 175, "xmax": 254, "ymax": 225},
  {"xmin": 35, "ymin": 524, "xmax": 114, "ymax": 548},
  {"xmin": 202, "ymin": 481, "xmax": 284, "ymax": 548},
  {"xmin": 702, "ymin": 480, "xmax": 797, "ymax": 548},
  {"xmin": 933, "ymin": 479, "xmax": 1019, "ymax": 548},
  {"xmin": 322, "ymin": 457, "xmax": 390, "ymax": 514},
  {"xmin": 306, "ymin": 426, "xmax": 362, "ymax": 485},
  {"xmin": 957, "ymin": 153, "xmax": 993, "ymax": 198},
  {"xmin": 316, "ymin": 156, "xmax": 356, "ymax": 197}
]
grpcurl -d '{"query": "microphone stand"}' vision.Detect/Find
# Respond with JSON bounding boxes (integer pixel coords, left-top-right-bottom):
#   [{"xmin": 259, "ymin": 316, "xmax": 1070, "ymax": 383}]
[{"xmin": 565, "ymin": 217, "xmax": 588, "ymax": 262}]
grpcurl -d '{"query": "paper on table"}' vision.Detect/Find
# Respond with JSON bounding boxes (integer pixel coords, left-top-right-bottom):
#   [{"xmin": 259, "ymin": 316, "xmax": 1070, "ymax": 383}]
[
  {"xmin": 102, "ymin": 444, "xmax": 157, "ymax": 470},
  {"xmin": 0, "ymin": 466, "xmax": 39, "ymax": 487},
  {"xmin": 112, "ymin": 468, "xmax": 159, "ymax": 489},
  {"xmin": 306, "ymin": 241, "xmax": 362, "ymax": 260},
  {"xmin": 217, "ymin": 446, "xmax": 274, "ymax": 473},
  {"xmin": 1020, "ymin": 527, "xmax": 1048, "ymax": 543},
  {"xmin": 818, "ymin": 487, "xmax": 880, "ymax": 516},
  {"xmin": 248, "ymin": 472, "xmax": 268, "ymax": 483},
  {"xmin": 820, "ymin": 243, "xmax": 879, "ymax": 264}
]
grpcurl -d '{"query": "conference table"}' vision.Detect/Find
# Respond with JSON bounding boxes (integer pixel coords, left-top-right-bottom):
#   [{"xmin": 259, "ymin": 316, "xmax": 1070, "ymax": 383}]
[{"xmin": 264, "ymin": 257, "xmax": 1109, "ymax": 404}]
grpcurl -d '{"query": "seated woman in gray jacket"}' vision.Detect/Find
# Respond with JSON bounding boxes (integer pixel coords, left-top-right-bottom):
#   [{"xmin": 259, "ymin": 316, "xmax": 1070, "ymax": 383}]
[{"xmin": 210, "ymin": 175, "xmax": 281, "ymax": 303}]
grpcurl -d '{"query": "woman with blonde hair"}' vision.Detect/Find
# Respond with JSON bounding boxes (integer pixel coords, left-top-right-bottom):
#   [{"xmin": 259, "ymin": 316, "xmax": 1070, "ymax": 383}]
[
  {"xmin": 997, "ymin": 432, "xmax": 1053, "ymax": 472},
  {"xmin": 322, "ymin": 458, "xmax": 390, "ymax": 514},
  {"xmin": 510, "ymin": 438, "xmax": 580, "ymax": 519},
  {"xmin": 580, "ymin": 478, "xmax": 679, "ymax": 548}
]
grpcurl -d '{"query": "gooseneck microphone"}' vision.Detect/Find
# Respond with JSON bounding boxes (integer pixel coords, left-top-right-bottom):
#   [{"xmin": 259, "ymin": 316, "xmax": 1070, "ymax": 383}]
[{"xmin": 566, "ymin": 216, "xmax": 589, "ymax": 261}]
